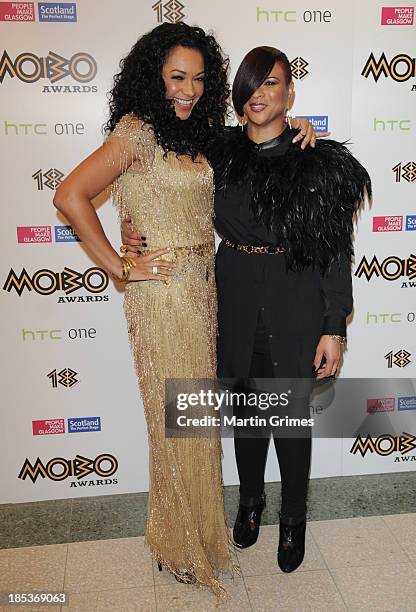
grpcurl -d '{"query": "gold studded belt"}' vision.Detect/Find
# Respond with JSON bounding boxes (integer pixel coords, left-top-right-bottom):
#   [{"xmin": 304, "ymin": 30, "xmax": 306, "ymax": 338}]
[{"xmin": 219, "ymin": 234, "xmax": 285, "ymax": 255}]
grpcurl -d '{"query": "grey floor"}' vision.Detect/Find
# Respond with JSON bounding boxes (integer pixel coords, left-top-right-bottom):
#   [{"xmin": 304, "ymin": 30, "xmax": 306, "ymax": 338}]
[{"xmin": 1, "ymin": 472, "xmax": 415, "ymax": 550}]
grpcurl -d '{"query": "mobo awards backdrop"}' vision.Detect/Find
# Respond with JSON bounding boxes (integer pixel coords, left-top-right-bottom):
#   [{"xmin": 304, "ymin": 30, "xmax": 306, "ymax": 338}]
[{"xmin": 0, "ymin": 0, "xmax": 415, "ymax": 503}]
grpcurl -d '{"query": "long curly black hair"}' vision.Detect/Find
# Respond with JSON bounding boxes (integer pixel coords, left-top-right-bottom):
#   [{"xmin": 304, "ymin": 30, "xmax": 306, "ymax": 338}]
[{"xmin": 105, "ymin": 22, "xmax": 230, "ymax": 159}]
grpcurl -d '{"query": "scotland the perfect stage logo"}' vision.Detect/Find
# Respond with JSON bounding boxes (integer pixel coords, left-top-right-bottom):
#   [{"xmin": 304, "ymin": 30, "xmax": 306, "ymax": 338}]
[{"xmin": 38, "ymin": 2, "xmax": 77, "ymax": 22}]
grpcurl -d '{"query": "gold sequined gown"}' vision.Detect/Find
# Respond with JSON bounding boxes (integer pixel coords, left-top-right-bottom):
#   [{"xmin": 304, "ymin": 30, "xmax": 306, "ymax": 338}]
[{"xmin": 107, "ymin": 114, "xmax": 233, "ymax": 594}]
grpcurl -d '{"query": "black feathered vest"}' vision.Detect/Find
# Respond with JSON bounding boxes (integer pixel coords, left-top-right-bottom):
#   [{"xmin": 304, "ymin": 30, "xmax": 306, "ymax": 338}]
[{"xmin": 208, "ymin": 127, "xmax": 371, "ymax": 273}]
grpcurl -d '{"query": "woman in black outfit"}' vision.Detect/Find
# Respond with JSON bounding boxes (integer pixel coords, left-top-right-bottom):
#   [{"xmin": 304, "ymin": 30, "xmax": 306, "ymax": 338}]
[
  {"xmin": 209, "ymin": 46, "xmax": 370, "ymax": 573},
  {"xmin": 121, "ymin": 44, "xmax": 370, "ymax": 575}
]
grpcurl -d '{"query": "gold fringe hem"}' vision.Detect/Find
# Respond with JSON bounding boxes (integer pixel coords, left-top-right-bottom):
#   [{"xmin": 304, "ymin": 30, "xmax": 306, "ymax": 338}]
[{"xmin": 144, "ymin": 535, "xmax": 240, "ymax": 600}]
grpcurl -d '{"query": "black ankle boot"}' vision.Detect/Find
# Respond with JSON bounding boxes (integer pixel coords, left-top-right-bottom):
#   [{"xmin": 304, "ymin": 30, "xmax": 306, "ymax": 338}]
[
  {"xmin": 277, "ymin": 513, "xmax": 306, "ymax": 572},
  {"xmin": 233, "ymin": 494, "xmax": 266, "ymax": 549}
]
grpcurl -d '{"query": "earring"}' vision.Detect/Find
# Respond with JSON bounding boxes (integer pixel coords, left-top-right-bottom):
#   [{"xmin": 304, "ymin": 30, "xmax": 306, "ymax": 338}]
[
  {"xmin": 285, "ymin": 108, "xmax": 292, "ymax": 129},
  {"xmin": 238, "ymin": 114, "xmax": 247, "ymax": 131}
]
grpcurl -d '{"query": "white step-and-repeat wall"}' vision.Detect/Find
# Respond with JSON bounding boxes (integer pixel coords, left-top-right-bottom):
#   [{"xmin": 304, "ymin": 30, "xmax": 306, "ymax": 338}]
[{"xmin": 0, "ymin": 0, "xmax": 415, "ymax": 503}]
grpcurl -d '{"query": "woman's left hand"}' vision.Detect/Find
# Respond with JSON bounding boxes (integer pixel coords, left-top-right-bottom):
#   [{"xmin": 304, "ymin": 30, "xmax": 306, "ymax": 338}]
[
  {"xmin": 313, "ymin": 335, "xmax": 343, "ymax": 380},
  {"xmin": 291, "ymin": 117, "xmax": 329, "ymax": 150}
]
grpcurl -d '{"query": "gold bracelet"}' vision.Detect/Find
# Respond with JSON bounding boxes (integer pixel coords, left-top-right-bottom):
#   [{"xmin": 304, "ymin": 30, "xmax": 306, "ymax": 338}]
[
  {"xmin": 122, "ymin": 256, "xmax": 136, "ymax": 282},
  {"xmin": 329, "ymin": 335, "xmax": 347, "ymax": 345},
  {"xmin": 120, "ymin": 244, "xmax": 128, "ymax": 254},
  {"xmin": 111, "ymin": 256, "xmax": 136, "ymax": 283}
]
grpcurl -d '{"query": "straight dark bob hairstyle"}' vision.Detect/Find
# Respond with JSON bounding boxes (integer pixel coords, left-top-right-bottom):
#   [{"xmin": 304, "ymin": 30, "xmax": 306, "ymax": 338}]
[{"xmin": 232, "ymin": 46, "xmax": 292, "ymax": 117}]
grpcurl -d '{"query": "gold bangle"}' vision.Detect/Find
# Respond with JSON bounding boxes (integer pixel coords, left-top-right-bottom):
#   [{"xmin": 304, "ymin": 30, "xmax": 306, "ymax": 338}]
[
  {"xmin": 121, "ymin": 256, "xmax": 136, "ymax": 282},
  {"xmin": 123, "ymin": 255, "xmax": 137, "ymax": 269},
  {"xmin": 329, "ymin": 335, "xmax": 347, "ymax": 345},
  {"xmin": 111, "ymin": 256, "xmax": 136, "ymax": 283},
  {"xmin": 121, "ymin": 259, "xmax": 130, "ymax": 282},
  {"xmin": 120, "ymin": 244, "xmax": 127, "ymax": 253}
]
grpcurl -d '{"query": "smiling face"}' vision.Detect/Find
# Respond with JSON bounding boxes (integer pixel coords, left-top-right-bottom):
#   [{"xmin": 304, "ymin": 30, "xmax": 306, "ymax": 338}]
[
  {"xmin": 243, "ymin": 61, "xmax": 294, "ymax": 128},
  {"xmin": 162, "ymin": 45, "xmax": 205, "ymax": 120}
]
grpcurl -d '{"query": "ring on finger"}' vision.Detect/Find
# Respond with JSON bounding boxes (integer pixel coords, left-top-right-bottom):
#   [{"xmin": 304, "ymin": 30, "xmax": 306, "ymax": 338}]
[{"xmin": 152, "ymin": 265, "xmax": 158, "ymax": 275}]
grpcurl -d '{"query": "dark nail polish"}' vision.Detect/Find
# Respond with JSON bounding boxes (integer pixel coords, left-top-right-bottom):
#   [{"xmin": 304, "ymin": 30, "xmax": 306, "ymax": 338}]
[
  {"xmin": 141, "ymin": 236, "xmax": 146, "ymax": 240},
  {"xmin": 143, "ymin": 242, "xmax": 147, "ymax": 247},
  {"xmin": 138, "ymin": 250, "xmax": 142, "ymax": 255}
]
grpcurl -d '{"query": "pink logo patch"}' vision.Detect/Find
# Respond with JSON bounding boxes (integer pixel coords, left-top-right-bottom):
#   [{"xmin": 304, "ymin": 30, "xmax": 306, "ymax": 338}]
[
  {"xmin": 17, "ymin": 226, "xmax": 52, "ymax": 243},
  {"xmin": 381, "ymin": 7, "xmax": 414, "ymax": 25},
  {"xmin": 372, "ymin": 216, "xmax": 403, "ymax": 232},
  {"xmin": 367, "ymin": 398, "xmax": 395, "ymax": 414},
  {"xmin": 32, "ymin": 418, "xmax": 65, "ymax": 435},
  {"xmin": 0, "ymin": 2, "xmax": 35, "ymax": 21}
]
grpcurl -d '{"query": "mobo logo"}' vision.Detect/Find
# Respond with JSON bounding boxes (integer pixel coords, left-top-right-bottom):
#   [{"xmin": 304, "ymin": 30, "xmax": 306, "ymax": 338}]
[
  {"xmin": 354, "ymin": 255, "xmax": 416, "ymax": 282},
  {"xmin": 0, "ymin": 50, "xmax": 97, "ymax": 84},
  {"xmin": 361, "ymin": 52, "xmax": 416, "ymax": 83},
  {"xmin": 350, "ymin": 433, "xmax": 416, "ymax": 457},
  {"xmin": 2, "ymin": 267, "xmax": 108, "ymax": 296},
  {"xmin": 18, "ymin": 454, "xmax": 118, "ymax": 482}
]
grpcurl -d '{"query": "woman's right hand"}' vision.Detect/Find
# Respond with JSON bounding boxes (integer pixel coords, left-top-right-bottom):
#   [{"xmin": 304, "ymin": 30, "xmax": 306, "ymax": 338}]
[
  {"xmin": 121, "ymin": 216, "xmax": 145, "ymax": 256},
  {"xmin": 117, "ymin": 248, "xmax": 176, "ymax": 282}
]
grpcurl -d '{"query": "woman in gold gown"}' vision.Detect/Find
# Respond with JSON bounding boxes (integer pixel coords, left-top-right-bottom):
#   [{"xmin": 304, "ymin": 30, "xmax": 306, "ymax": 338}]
[
  {"xmin": 109, "ymin": 112, "xmax": 233, "ymax": 589},
  {"xmin": 54, "ymin": 23, "xmax": 233, "ymax": 594}
]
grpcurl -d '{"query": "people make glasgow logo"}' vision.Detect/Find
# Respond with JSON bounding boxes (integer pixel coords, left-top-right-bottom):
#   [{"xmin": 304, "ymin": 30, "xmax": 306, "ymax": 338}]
[
  {"xmin": 366, "ymin": 398, "xmax": 395, "ymax": 414},
  {"xmin": 381, "ymin": 7, "xmax": 414, "ymax": 26},
  {"xmin": 17, "ymin": 226, "xmax": 52, "ymax": 243},
  {"xmin": 372, "ymin": 216, "xmax": 403, "ymax": 232},
  {"xmin": 0, "ymin": 50, "xmax": 97, "ymax": 92},
  {"xmin": 0, "ymin": 2, "xmax": 35, "ymax": 21},
  {"xmin": 32, "ymin": 419, "xmax": 65, "ymax": 436}
]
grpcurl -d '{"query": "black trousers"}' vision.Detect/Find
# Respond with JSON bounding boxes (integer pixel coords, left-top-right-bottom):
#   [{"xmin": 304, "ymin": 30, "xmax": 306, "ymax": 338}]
[{"xmin": 234, "ymin": 314, "xmax": 311, "ymax": 523}]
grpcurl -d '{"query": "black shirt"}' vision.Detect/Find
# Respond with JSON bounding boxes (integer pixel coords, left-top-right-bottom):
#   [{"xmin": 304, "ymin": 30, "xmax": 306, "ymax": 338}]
[
  {"xmin": 214, "ymin": 125, "xmax": 294, "ymax": 247},
  {"xmin": 212, "ymin": 126, "xmax": 353, "ymax": 378}
]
